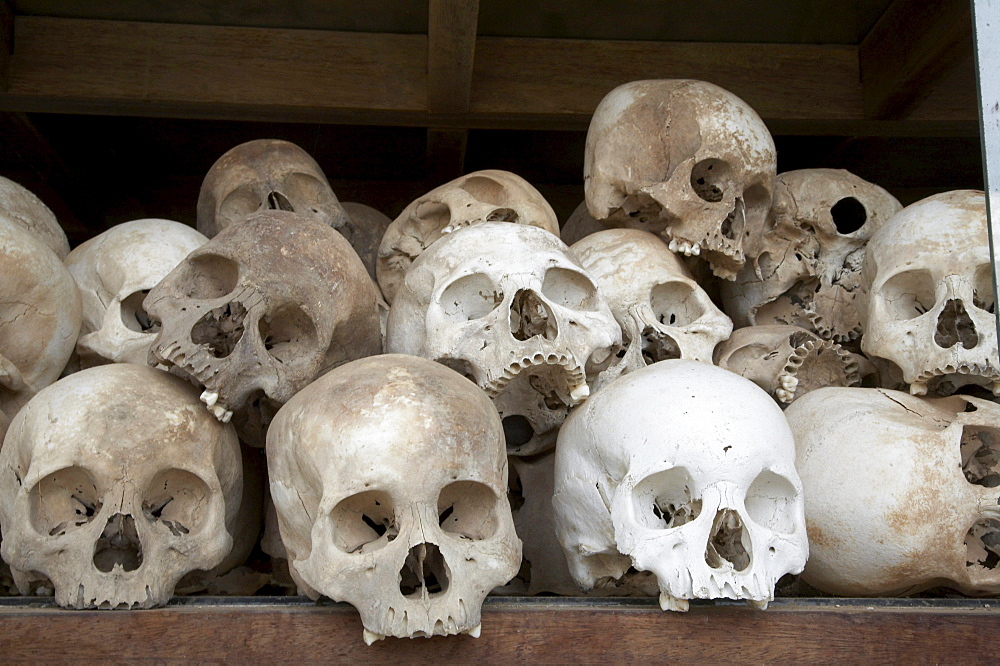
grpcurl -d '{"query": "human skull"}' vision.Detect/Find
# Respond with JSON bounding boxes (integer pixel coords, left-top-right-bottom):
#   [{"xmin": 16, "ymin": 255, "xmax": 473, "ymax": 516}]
[
  {"xmin": 267, "ymin": 354, "xmax": 520, "ymax": 643},
  {"xmin": 146, "ymin": 210, "xmax": 381, "ymax": 423},
  {"xmin": 553, "ymin": 359, "xmax": 808, "ymax": 611},
  {"xmin": 786, "ymin": 387, "xmax": 1000, "ymax": 596},
  {"xmin": 0, "ymin": 220, "xmax": 80, "ymax": 433},
  {"xmin": 0, "ymin": 175, "xmax": 70, "ymax": 259},
  {"xmin": 585, "ymin": 80, "xmax": 776, "ymax": 280},
  {"xmin": 561, "ymin": 200, "xmax": 605, "ymax": 246},
  {"xmin": 713, "ymin": 325, "xmax": 861, "ymax": 404},
  {"xmin": 66, "ymin": 219, "xmax": 208, "ymax": 368},
  {"xmin": 386, "ymin": 222, "xmax": 621, "ymax": 456},
  {"xmin": 376, "ymin": 170, "xmax": 560, "ymax": 303},
  {"xmin": 721, "ymin": 169, "xmax": 902, "ymax": 343},
  {"xmin": 0, "ymin": 363, "xmax": 242, "ymax": 608},
  {"xmin": 859, "ymin": 190, "xmax": 998, "ymax": 397},
  {"xmin": 571, "ymin": 228, "xmax": 732, "ymax": 389},
  {"xmin": 196, "ymin": 139, "xmax": 350, "ymax": 239},
  {"xmin": 340, "ymin": 202, "xmax": 392, "ymax": 281}
]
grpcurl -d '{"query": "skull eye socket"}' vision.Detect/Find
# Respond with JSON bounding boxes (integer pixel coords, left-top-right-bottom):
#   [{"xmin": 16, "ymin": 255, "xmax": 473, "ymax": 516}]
[
  {"xmin": 218, "ymin": 184, "xmax": 262, "ymax": 225},
  {"xmin": 650, "ymin": 281, "xmax": 704, "ymax": 327},
  {"xmin": 142, "ymin": 469, "xmax": 212, "ymax": 537},
  {"xmin": 440, "ymin": 273, "xmax": 503, "ymax": 321},
  {"xmin": 744, "ymin": 470, "xmax": 799, "ymax": 534},
  {"xmin": 330, "ymin": 490, "xmax": 397, "ymax": 554},
  {"xmin": 437, "ymin": 480, "xmax": 499, "ymax": 540},
  {"xmin": 974, "ymin": 264, "xmax": 996, "ymax": 314},
  {"xmin": 542, "ymin": 267, "xmax": 600, "ymax": 311},
  {"xmin": 282, "ymin": 172, "xmax": 331, "ymax": 217},
  {"xmin": 632, "ymin": 467, "xmax": 702, "ymax": 530},
  {"xmin": 259, "ymin": 303, "xmax": 319, "ymax": 366},
  {"xmin": 880, "ymin": 269, "xmax": 937, "ymax": 320},
  {"xmin": 120, "ymin": 289, "xmax": 160, "ymax": 333},
  {"xmin": 176, "ymin": 254, "xmax": 240, "ymax": 301},
  {"xmin": 29, "ymin": 467, "xmax": 103, "ymax": 537},
  {"xmin": 690, "ymin": 159, "xmax": 732, "ymax": 203}
]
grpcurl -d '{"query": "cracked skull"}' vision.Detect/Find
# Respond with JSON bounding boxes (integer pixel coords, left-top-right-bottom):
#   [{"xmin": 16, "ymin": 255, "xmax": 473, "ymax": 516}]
[
  {"xmin": 858, "ymin": 190, "xmax": 998, "ymax": 397},
  {"xmin": 0, "ymin": 363, "xmax": 242, "ymax": 609},
  {"xmin": 146, "ymin": 210, "xmax": 381, "ymax": 423},
  {"xmin": 571, "ymin": 228, "xmax": 732, "ymax": 389},
  {"xmin": 0, "ymin": 175, "xmax": 70, "ymax": 259},
  {"xmin": 196, "ymin": 139, "xmax": 350, "ymax": 238},
  {"xmin": 585, "ymin": 79, "xmax": 776, "ymax": 279},
  {"xmin": 787, "ymin": 387, "xmax": 1000, "ymax": 596},
  {"xmin": 376, "ymin": 170, "xmax": 560, "ymax": 303},
  {"xmin": 386, "ymin": 222, "xmax": 621, "ymax": 457},
  {"xmin": 267, "ymin": 354, "xmax": 520, "ymax": 643},
  {"xmin": 66, "ymin": 219, "xmax": 208, "ymax": 368},
  {"xmin": 552, "ymin": 359, "xmax": 808, "ymax": 611},
  {"xmin": 721, "ymin": 168, "xmax": 902, "ymax": 343}
]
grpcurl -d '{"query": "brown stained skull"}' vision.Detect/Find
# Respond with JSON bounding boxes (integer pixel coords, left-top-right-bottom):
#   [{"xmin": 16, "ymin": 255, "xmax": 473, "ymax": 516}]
[
  {"xmin": 376, "ymin": 170, "xmax": 561, "ymax": 304},
  {"xmin": 145, "ymin": 210, "xmax": 381, "ymax": 424},
  {"xmin": 585, "ymin": 80, "xmax": 776, "ymax": 280},
  {"xmin": 196, "ymin": 139, "xmax": 350, "ymax": 239}
]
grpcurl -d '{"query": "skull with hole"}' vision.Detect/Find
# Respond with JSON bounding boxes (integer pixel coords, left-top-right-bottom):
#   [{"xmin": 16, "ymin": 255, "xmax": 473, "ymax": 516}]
[
  {"xmin": 786, "ymin": 387, "xmax": 1000, "ymax": 596},
  {"xmin": 66, "ymin": 219, "xmax": 208, "ymax": 368},
  {"xmin": 376, "ymin": 170, "xmax": 561, "ymax": 303},
  {"xmin": 571, "ymin": 228, "xmax": 732, "ymax": 390},
  {"xmin": 720, "ymin": 168, "xmax": 902, "ymax": 343},
  {"xmin": 145, "ymin": 210, "xmax": 382, "ymax": 425},
  {"xmin": 0, "ymin": 220, "xmax": 81, "ymax": 436},
  {"xmin": 0, "ymin": 175, "xmax": 70, "ymax": 259},
  {"xmin": 713, "ymin": 325, "xmax": 861, "ymax": 404},
  {"xmin": 858, "ymin": 190, "xmax": 998, "ymax": 397},
  {"xmin": 0, "ymin": 363, "xmax": 242, "ymax": 608},
  {"xmin": 267, "ymin": 354, "xmax": 520, "ymax": 643},
  {"xmin": 386, "ymin": 222, "xmax": 621, "ymax": 457},
  {"xmin": 196, "ymin": 139, "xmax": 350, "ymax": 239},
  {"xmin": 585, "ymin": 80, "xmax": 776, "ymax": 280},
  {"xmin": 553, "ymin": 359, "xmax": 808, "ymax": 611}
]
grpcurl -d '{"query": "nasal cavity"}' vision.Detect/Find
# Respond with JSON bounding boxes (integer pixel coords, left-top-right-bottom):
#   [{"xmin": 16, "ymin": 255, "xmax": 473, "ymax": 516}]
[
  {"xmin": 191, "ymin": 301, "xmax": 248, "ymax": 358},
  {"xmin": 704, "ymin": 509, "xmax": 750, "ymax": 572},
  {"xmin": 935, "ymin": 299, "xmax": 979, "ymax": 349},
  {"xmin": 399, "ymin": 542, "xmax": 449, "ymax": 599},
  {"xmin": 720, "ymin": 197, "xmax": 745, "ymax": 241},
  {"xmin": 510, "ymin": 290, "xmax": 557, "ymax": 341},
  {"xmin": 267, "ymin": 191, "xmax": 294, "ymax": 212},
  {"xmin": 93, "ymin": 513, "xmax": 143, "ymax": 573}
]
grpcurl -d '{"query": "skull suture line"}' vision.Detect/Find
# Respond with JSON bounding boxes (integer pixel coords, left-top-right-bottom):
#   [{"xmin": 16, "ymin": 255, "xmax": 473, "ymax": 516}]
[
  {"xmin": 386, "ymin": 222, "xmax": 621, "ymax": 456},
  {"xmin": 377, "ymin": 170, "xmax": 561, "ymax": 303},
  {"xmin": 0, "ymin": 363, "xmax": 242, "ymax": 609},
  {"xmin": 585, "ymin": 80, "xmax": 776, "ymax": 280},
  {"xmin": 66, "ymin": 219, "xmax": 208, "ymax": 368},
  {"xmin": 146, "ymin": 210, "xmax": 382, "ymax": 423},
  {"xmin": 553, "ymin": 359, "xmax": 808, "ymax": 611},
  {"xmin": 858, "ymin": 190, "xmax": 998, "ymax": 397},
  {"xmin": 267, "ymin": 354, "xmax": 521, "ymax": 643},
  {"xmin": 721, "ymin": 168, "xmax": 902, "ymax": 343}
]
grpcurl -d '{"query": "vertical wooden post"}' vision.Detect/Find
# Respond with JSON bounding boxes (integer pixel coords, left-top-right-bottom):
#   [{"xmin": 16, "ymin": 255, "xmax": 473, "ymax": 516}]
[{"xmin": 0, "ymin": 1, "xmax": 13, "ymax": 92}]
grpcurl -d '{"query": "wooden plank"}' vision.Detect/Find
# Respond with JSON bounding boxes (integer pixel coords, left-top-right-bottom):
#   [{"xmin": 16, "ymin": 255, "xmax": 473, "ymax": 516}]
[
  {"xmin": 427, "ymin": 0, "xmax": 479, "ymax": 113},
  {"xmin": 860, "ymin": 0, "xmax": 973, "ymax": 120},
  {"xmin": 0, "ymin": 0, "xmax": 11, "ymax": 91},
  {"xmin": 0, "ymin": 598, "xmax": 998, "ymax": 661}
]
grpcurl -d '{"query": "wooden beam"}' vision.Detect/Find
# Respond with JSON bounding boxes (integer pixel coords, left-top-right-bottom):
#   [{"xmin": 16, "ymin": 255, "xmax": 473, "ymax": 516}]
[
  {"xmin": 860, "ymin": 0, "xmax": 973, "ymax": 120},
  {"xmin": 0, "ymin": 16, "xmax": 978, "ymax": 135},
  {"xmin": 0, "ymin": 1, "xmax": 12, "ymax": 91}
]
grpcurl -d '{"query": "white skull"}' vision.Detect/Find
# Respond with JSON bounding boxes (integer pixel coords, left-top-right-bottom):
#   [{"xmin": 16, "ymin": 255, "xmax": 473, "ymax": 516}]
[
  {"xmin": 859, "ymin": 190, "xmax": 998, "ymax": 397},
  {"xmin": 553, "ymin": 359, "xmax": 808, "ymax": 611},
  {"xmin": 66, "ymin": 219, "xmax": 208, "ymax": 367},
  {"xmin": 146, "ymin": 210, "xmax": 381, "ymax": 423},
  {"xmin": 267, "ymin": 354, "xmax": 521, "ymax": 643},
  {"xmin": 377, "ymin": 170, "xmax": 560, "ymax": 303},
  {"xmin": 386, "ymin": 222, "xmax": 621, "ymax": 456},
  {"xmin": 713, "ymin": 325, "xmax": 861, "ymax": 404},
  {"xmin": 0, "ymin": 220, "xmax": 81, "ymax": 433},
  {"xmin": 786, "ymin": 387, "xmax": 1000, "ymax": 596},
  {"xmin": 721, "ymin": 168, "xmax": 902, "ymax": 342},
  {"xmin": 585, "ymin": 80, "xmax": 776, "ymax": 280},
  {"xmin": 571, "ymin": 228, "xmax": 732, "ymax": 389},
  {"xmin": 0, "ymin": 363, "xmax": 242, "ymax": 608},
  {"xmin": 196, "ymin": 139, "xmax": 350, "ymax": 238},
  {"xmin": 0, "ymin": 175, "xmax": 70, "ymax": 259}
]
